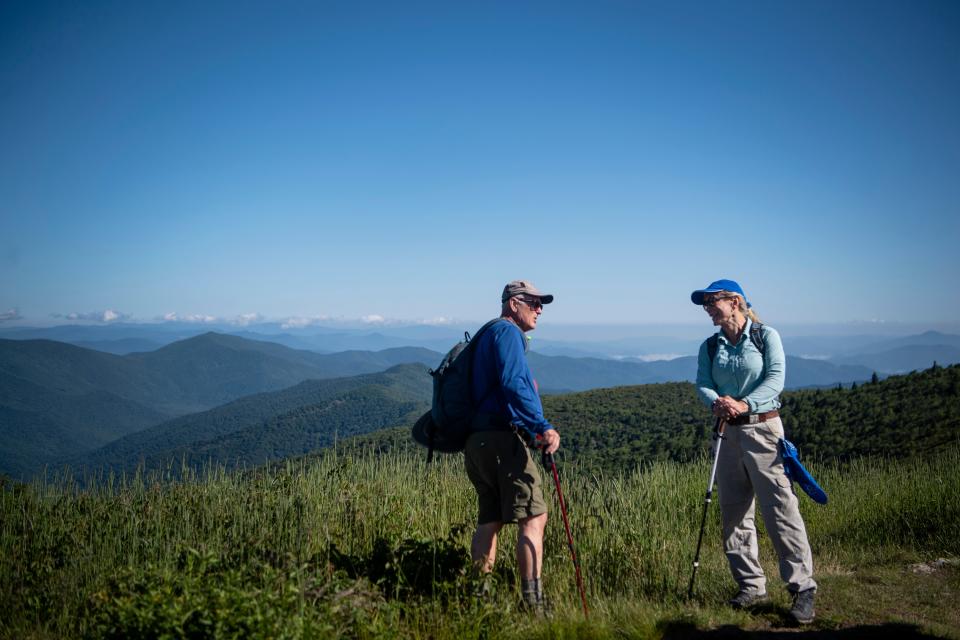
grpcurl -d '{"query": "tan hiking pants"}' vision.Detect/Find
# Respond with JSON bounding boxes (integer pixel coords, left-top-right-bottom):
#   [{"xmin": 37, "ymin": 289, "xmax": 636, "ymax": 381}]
[{"xmin": 717, "ymin": 417, "xmax": 817, "ymax": 594}]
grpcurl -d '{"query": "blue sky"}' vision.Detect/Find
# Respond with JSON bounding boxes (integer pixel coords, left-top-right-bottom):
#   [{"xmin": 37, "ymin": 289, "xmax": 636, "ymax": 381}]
[{"xmin": 1, "ymin": 1, "xmax": 958, "ymax": 328}]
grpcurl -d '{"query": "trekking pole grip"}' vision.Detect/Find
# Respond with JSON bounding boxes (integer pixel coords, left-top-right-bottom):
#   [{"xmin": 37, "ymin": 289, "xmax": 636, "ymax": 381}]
[{"xmin": 542, "ymin": 449, "xmax": 554, "ymax": 468}]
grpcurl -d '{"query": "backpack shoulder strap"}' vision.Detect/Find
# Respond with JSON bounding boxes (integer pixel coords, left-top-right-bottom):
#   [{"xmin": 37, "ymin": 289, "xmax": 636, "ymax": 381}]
[
  {"xmin": 466, "ymin": 318, "xmax": 509, "ymax": 406},
  {"xmin": 706, "ymin": 333, "xmax": 719, "ymax": 363},
  {"xmin": 707, "ymin": 324, "xmax": 767, "ymax": 369},
  {"xmin": 749, "ymin": 322, "xmax": 766, "ymax": 356},
  {"xmin": 472, "ymin": 317, "xmax": 506, "ymax": 342},
  {"xmin": 465, "ymin": 317, "xmax": 507, "ymax": 357}
]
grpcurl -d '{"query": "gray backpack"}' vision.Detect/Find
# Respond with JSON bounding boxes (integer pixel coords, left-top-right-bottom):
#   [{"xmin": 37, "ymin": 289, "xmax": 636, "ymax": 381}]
[{"xmin": 412, "ymin": 318, "xmax": 503, "ymax": 461}]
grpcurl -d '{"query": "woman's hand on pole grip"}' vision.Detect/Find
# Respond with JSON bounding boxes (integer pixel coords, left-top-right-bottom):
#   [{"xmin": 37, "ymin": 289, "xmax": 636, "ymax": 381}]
[{"xmin": 713, "ymin": 396, "xmax": 747, "ymax": 419}]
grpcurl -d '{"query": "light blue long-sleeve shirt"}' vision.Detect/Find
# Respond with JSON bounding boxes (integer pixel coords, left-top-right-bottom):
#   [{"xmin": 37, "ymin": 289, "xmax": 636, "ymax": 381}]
[{"xmin": 696, "ymin": 318, "xmax": 785, "ymax": 413}]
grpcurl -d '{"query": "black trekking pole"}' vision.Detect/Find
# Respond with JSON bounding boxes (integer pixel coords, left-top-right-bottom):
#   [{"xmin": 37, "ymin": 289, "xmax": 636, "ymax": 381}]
[
  {"xmin": 687, "ymin": 418, "xmax": 726, "ymax": 600},
  {"xmin": 543, "ymin": 450, "xmax": 589, "ymax": 618}
]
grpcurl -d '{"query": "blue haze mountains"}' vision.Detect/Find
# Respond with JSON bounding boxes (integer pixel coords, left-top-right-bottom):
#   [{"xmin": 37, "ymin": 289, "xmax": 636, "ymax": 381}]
[
  {"xmin": 0, "ymin": 333, "xmax": 436, "ymax": 477},
  {"xmin": 1, "ymin": 325, "xmax": 958, "ymax": 479},
  {"xmin": 65, "ymin": 364, "xmax": 433, "ymax": 478},
  {"xmin": 3, "ymin": 322, "xmax": 959, "ymax": 369}
]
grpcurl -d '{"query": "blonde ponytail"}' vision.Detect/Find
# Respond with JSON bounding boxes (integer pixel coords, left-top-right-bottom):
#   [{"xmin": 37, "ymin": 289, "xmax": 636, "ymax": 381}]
[{"xmin": 726, "ymin": 292, "xmax": 762, "ymax": 324}]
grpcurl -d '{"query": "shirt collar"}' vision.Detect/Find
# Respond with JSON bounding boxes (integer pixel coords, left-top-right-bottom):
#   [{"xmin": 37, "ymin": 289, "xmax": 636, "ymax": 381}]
[{"xmin": 717, "ymin": 317, "xmax": 753, "ymax": 345}]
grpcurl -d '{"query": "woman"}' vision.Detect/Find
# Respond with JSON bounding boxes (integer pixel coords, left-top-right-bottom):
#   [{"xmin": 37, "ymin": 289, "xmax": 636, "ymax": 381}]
[{"xmin": 691, "ymin": 278, "xmax": 817, "ymax": 625}]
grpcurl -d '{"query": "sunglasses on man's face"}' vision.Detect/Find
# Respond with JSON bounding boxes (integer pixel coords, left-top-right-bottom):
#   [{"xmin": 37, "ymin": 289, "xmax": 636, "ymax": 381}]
[{"xmin": 516, "ymin": 297, "xmax": 543, "ymax": 310}]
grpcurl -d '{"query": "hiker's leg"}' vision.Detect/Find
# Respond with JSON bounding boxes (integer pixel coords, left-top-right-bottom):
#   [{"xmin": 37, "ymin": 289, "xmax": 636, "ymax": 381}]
[
  {"xmin": 717, "ymin": 425, "xmax": 767, "ymax": 594},
  {"xmin": 465, "ymin": 431, "xmax": 505, "ymax": 574},
  {"xmin": 741, "ymin": 418, "xmax": 817, "ymax": 593},
  {"xmin": 517, "ymin": 512, "xmax": 547, "ymax": 580},
  {"xmin": 472, "ymin": 521, "xmax": 502, "ymax": 573}
]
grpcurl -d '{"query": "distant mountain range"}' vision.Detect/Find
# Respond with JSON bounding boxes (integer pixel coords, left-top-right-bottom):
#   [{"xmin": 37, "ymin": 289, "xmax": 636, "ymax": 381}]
[
  {"xmin": 2, "ymin": 332, "xmax": 436, "ymax": 408},
  {"xmin": 64, "ymin": 364, "xmax": 431, "ymax": 478},
  {"xmin": 0, "ymin": 322, "xmax": 466, "ymax": 354},
  {"xmin": 830, "ymin": 344, "xmax": 960, "ymax": 374},
  {"xmin": 3, "ymin": 328, "xmax": 958, "ymax": 479},
  {"xmin": 0, "ymin": 334, "xmax": 437, "ymax": 478},
  {"xmin": 529, "ymin": 354, "xmax": 874, "ymax": 393},
  {"xmin": 5, "ymin": 322, "xmax": 960, "ymax": 366}
]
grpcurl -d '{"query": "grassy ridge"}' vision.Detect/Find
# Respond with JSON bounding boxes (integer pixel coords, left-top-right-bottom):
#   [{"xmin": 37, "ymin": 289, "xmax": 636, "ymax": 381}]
[{"xmin": 3, "ymin": 447, "xmax": 959, "ymax": 638}]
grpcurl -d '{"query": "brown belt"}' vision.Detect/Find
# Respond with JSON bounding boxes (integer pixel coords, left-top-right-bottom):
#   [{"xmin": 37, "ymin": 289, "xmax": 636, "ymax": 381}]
[{"xmin": 726, "ymin": 410, "xmax": 779, "ymax": 426}]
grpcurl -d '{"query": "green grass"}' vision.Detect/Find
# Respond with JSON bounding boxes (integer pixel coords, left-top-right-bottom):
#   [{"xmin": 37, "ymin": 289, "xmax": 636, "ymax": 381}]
[{"xmin": 2, "ymin": 447, "xmax": 959, "ymax": 639}]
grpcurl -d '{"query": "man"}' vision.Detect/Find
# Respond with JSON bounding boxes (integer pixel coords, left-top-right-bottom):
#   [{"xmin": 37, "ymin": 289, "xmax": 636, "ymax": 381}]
[{"xmin": 465, "ymin": 279, "xmax": 561, "ymax": 611}]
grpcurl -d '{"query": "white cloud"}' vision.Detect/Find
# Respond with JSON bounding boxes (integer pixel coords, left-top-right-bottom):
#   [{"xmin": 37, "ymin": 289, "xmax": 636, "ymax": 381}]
[
  {"xmin": 634, "ymin": 353, "xmax": 683, "ymax": 362},
  {"xmin": 59, "ymin": 309, "xmax": 131, "ymax": 323},
  {"xmin": 161, "ymin": 312, "xmax": 218, "ymax": 323},
  {"xmin": 232, "ymin": 313, "xmax": 264, "ymax": 326},
  {"xmin": 418, "ymin": 316, "xmax": 453, "ymax": 326},
  {"xmin": 361, "ymin": 314, "xmax": 386, "ymax": 324},
  {"xmin": 281, "ymin": 316, "xmax": 331, "ymax": 329},
  {"xmin": 0, "ymin": 308, "xmax": 22, "ymax": 323}
]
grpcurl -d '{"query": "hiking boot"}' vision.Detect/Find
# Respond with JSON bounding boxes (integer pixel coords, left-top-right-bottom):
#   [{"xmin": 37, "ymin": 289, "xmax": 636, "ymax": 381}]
[
  {"xmin": 519, "ymin": 578, "xmax": 546, "ymax": 617},
  {"xmin": 471, "ymin": 573, "xmax": 496, "ymax": 602},
  {"xmin": 728, "ymin": 589, "xmax": 768, "ymax": 609},
  {"xmin": 518, "ymin": 595, "xmax": 546, "ymax": 616},
  {"xmin": 790, "ymin": 588, "xmax": 816, "ymax": 625}
]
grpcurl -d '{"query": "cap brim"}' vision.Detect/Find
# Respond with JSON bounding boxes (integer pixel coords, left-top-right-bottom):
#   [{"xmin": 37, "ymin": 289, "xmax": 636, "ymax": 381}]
[
  {"xmin": 690, "ymin": 288, "xmax": 723, "ymax": 305},
  {"xmin": 503, "ymin": 292, "xmax": 555, "ymax": 304}
]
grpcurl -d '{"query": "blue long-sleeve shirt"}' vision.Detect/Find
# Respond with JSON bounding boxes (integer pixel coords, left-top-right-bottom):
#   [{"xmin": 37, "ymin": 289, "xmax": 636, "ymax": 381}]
[
  {"xmin": 471, "ymin": 319, "xmax": 555, "ymax": 435},
  {"xmin": 696, "ymin": 319, "xmax": 785, "ymax": 413}
]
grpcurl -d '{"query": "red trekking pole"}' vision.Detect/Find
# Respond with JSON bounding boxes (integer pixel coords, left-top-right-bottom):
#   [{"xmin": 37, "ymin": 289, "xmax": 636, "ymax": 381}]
[{"xmin": 543, "ymin": 450, "xmax": 589, "ymax": 618}]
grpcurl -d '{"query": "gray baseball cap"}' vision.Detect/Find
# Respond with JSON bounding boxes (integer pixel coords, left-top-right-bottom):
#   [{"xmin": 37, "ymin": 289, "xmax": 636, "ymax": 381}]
[{"xmin": 501, "ymin": 280, "xmax": 554, "ymax": 304}]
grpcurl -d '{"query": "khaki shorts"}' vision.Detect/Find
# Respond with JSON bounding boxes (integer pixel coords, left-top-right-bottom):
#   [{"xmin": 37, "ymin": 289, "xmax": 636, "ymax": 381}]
[{"xmin": 464, "ymin": 430, "xmax": 547, "ymax": 525}]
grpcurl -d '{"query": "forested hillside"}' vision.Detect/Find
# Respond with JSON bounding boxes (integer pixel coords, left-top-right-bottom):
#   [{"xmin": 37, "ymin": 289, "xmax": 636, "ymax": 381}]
[
  {"xmin": 67, "ymin": 364, "xmax": 432, "ymax": 477},
  {"xmin": 346, "ymin": 364, "xmax": 960, "ymax": 471},
  {"xmin": 782, "ymin": 363, "xmax": 960, "ymax": 459},
  {"xmin": 0, "ymin": 335, "xmax": 437, "ymax": 478}
]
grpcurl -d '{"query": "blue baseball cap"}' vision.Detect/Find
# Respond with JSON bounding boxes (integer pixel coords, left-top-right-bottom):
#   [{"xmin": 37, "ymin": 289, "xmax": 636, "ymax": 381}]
[{"xmin": 690, "ymin": 279, "xmax": 751, "ymax": 308}]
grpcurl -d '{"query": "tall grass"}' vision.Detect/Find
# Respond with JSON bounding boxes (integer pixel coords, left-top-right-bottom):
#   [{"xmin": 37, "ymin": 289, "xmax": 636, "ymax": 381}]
[{"xmin": 2, "ymin": 447, "xmax": 958, "ymax": 638}]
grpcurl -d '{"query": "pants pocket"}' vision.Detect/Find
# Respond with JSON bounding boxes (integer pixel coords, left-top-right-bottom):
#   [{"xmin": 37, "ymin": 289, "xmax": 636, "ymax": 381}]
[{"xmin": 756, "ymin": 418, "xmax": 784, "ymax": 447}]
